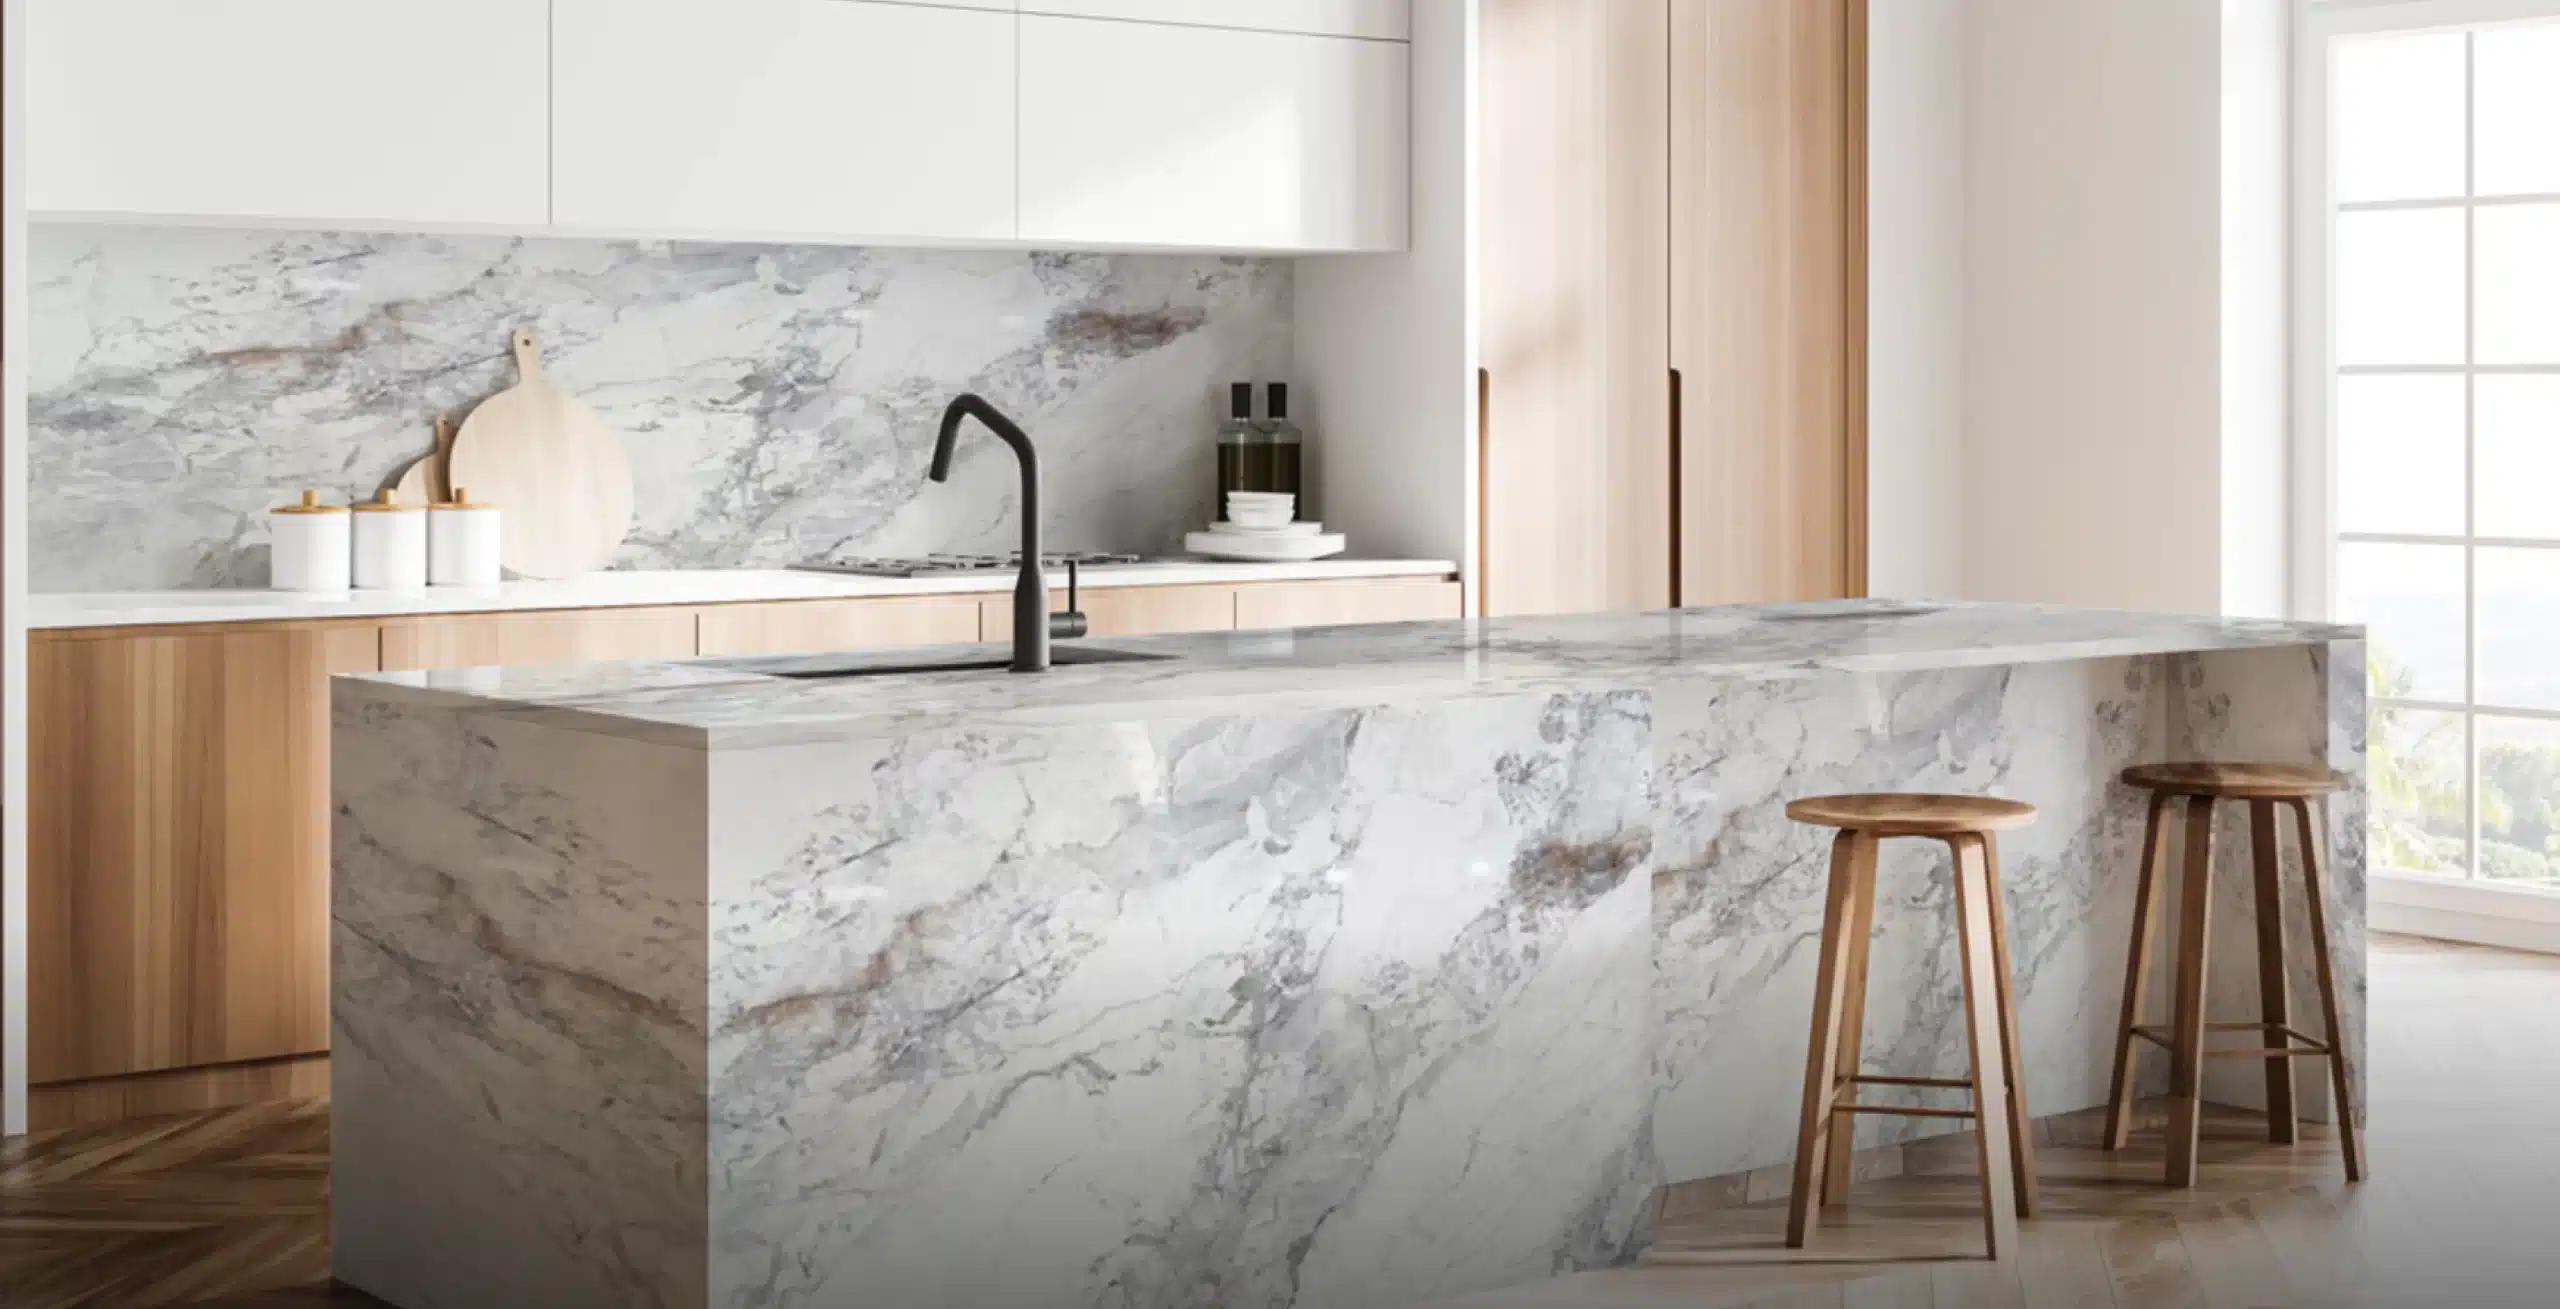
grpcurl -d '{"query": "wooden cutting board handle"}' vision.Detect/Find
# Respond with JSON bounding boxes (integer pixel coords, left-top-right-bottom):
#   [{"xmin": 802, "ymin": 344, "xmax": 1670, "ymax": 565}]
[{"xmin": 511, "ymin": 328, "xmax": 542, "ymax": 381}]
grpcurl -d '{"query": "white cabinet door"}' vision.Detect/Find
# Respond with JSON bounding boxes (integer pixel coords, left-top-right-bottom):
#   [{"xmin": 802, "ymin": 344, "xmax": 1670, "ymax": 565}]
[
  {"xmin": 1017, "ymin": 16, "xmax": 1408, "ymax": 252},
  {"xmin": 1019, "ymin": 0, "xmax": 1407, "ymax": 40},
  {"xmin": 28, "ymin": 0, "xmax": 549, "ymax": 226},
  {"xmin": 552, "ymin": 0, "xmax": 1016, "ymax": 243}
]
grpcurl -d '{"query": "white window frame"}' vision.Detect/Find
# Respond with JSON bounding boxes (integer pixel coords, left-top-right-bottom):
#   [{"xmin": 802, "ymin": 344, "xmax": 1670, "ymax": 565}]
[{"xmin": 2295, "ymin": 0, "xmax": 2560, "ymax": 941}]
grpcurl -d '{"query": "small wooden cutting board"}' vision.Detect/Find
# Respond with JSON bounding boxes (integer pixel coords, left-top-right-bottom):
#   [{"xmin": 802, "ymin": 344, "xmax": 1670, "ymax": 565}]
[
  {"xmin": 446, "ymin": 329, "xmax": 634, "ymax": 579},
  {"xmin": 392, "ymin": 415, "xmax": 455, "ymax": 506}
]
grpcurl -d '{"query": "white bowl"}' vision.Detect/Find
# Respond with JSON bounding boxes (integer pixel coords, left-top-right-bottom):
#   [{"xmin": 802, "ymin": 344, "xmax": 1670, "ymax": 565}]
[
  {"xmin": 1226, "ymin": 506, "xmax": 1294, "ymax": 528},
  {"xmin": 1225, "ymin": 490, "xmax": 1295, "ymax": 504}
]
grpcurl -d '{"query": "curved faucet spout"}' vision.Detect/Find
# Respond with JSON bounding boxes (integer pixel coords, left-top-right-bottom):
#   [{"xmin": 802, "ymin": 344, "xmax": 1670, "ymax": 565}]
[{"xmin": 928, "ymin": 393, "xmax": 1055, "ymax": 672}]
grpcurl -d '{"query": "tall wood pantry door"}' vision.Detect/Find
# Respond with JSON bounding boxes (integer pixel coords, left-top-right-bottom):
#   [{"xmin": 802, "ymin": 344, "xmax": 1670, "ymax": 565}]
[{"xmin": 1476, "ymin": 0, "xmax": 1866, "ymax": 616}]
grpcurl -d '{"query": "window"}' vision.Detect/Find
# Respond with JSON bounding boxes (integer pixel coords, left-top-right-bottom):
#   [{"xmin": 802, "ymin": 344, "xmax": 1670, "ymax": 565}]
[{"xmin": 2322, "ymin": 12, "xmax": 2560, "ymax": 887}]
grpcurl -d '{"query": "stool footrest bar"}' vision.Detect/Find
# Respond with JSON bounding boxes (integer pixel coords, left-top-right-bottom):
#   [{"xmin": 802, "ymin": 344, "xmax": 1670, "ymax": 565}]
[{"xmin": 1830, "ymin": 1101, "xmax": 1980, "ymax": 1120}]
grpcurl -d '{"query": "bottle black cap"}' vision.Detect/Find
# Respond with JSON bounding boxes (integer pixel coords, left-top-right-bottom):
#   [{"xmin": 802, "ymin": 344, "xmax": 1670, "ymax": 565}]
[
  {"xmin": 1266, "ymin": 382, "xmax": 1289, "ymax": 420},
  {"xmin": 1229, "ymin": 382, "xmax": 1253, "ymax": 417}
]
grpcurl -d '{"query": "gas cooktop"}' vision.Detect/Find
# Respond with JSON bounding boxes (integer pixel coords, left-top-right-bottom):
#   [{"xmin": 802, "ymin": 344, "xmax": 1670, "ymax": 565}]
[{"xmin": 791, "ymin": 551, "xmax": 1148, "ymax": 579}]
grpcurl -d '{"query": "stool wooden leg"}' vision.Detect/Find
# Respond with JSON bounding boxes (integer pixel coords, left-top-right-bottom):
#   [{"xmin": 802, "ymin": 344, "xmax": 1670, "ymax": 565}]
[
  {"xmin": 1788, "ymin": 831, "xmax": 1874, "ymax": 1247},
  {"xmin": 1975, "ymin": 833, "xmax": 2040, "ymax": 1219},
  {"xmin": 2106, "ymin": 790, "xmax": 2175, "ymax": 1150},
  {"xmin": 2249, "ymin": 799, "xmax": 2298, "ymax": 1144},
  {"xmin": 1950, "ymin": 834, "xmax": 2021, "ymax": 1262},
  {"xmin": 2166, "ymin": 796, "xmax": 2218, "ymax": 1188},
  {"xmin": 1821, "ymin": 839, "xmax": 1880, "ymax": 1209},
  {"xmin": 2290, "ymin": 798, "xmax": 2367, "ymax": 1183}
]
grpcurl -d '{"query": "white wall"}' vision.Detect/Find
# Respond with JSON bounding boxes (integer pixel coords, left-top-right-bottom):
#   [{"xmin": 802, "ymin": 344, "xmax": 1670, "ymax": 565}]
[
  {"xmin": 2223, "ymin": 0, "xmax": 2294, "ymax": 619},
  {"xmin": 1298, "ymin": 0, "xmax": 1477, "ymax": 596},
  {"xmin": 1866, "ymin": 0, "xmax": 1969, "ymax": 600},
  {"xmin": 1962, "ymin": 0, "xmax": 2230, "ymax": 612}
]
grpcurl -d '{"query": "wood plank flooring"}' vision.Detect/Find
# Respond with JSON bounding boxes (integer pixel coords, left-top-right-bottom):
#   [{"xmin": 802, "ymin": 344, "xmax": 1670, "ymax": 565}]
[{"xmin": 1, "ymin": 935, "xmax": 2552, "ymax": 1308}]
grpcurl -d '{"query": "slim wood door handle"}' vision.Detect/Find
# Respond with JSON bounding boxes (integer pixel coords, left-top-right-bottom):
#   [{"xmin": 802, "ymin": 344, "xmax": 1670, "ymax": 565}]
[{"xmin": 1476, "ymin": 367, "xmax": 1492, "ymax": 618}]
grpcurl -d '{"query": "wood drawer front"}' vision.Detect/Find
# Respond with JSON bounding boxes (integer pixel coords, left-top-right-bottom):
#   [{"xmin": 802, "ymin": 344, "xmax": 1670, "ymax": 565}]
[
  {"xmin": 380, "ymin": 608, "xmax": 700, "ymax": 672},
  {"xmin": 29, "ymin": 623, "xmax": 380, "ymax": 1084},
  {"xmin": 1234, "ymin": 578, "xmax": 1462, "ymax": 630},
  {"xmin": 698, "ymin": 597, "xmax": 983, "ymax": 657},
  {"xmin": 981, "ymin": 584, "xmax": 1240, "ymax": 640}
]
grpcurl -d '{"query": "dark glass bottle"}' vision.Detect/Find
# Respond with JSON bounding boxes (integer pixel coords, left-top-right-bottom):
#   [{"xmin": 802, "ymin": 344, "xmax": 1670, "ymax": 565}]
[
  {"xmin": 1257, "ymin": 383, "xmax": 1305, "ymax": 516},
  {"xmin": 1214, "ymin": 381, "xmax": 1258, "ymax": 521}
]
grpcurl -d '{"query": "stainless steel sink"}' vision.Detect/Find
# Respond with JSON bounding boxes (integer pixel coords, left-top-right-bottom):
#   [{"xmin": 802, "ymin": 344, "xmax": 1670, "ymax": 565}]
[{"xmin": 706, "ymin": 645, "xmax": 1174, "ymax": 681}]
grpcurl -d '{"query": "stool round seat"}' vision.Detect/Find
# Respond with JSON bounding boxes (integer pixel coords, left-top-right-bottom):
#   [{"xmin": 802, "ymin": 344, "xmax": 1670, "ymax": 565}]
[
  {"xmin": 1785, "ymin": 792, "xmax": 2039, "ymax": 836},
  {"xmin": 2120, "ymin": 761, "xmax": 2345, "ymax": 799}
]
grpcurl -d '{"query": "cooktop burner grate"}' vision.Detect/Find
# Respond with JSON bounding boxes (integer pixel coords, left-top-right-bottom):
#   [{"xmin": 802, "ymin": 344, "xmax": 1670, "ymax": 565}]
[{"xmin": 791, "ymin": 551, "xmax": 1148, "ymax": 579}]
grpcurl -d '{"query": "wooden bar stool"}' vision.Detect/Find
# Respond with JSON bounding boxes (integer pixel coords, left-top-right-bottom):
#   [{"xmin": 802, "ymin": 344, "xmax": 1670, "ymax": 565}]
[
  {"xmin": 2103, "ymin": 762, "xmax": 2365, "ymax": 1188},
  {"xmin": 1782, "ymin": 793, "xmax": 2041, "ymax": 1262}
]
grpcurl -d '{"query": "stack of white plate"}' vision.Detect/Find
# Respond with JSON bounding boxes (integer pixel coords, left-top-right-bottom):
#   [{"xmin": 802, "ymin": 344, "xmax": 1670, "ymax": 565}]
[{"xmin": 1185, "ymin": 492, "xmax": 1348, "ymax": 562}]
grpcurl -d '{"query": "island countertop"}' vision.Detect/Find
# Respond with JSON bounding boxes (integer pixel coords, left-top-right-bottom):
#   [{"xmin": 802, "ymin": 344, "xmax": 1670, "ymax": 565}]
[
  {"xmin": 346, "ymin": 599, "xmax": 2362, "ymax": 748},
  {"xmin": 328, "ymin": 597, "xmax": 2367, "ymax": 1309}
]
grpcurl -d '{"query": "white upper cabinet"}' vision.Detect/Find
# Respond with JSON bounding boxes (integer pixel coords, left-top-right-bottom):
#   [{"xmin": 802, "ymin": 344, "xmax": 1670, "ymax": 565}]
[
  {"xmin": 1020, "ymin": 0, "xmax": 1408, "ymax": 40},
  {"xmin": 28, "ymin": 0, "xmax": 550, "ymax": 226},
  {"xmin": 1017, "ymin": 15, "xmax": 1409, "ymax": 251},
  {"xmin": 550, "ymin": 0, "xmax": 1016, "ymax": 243}
]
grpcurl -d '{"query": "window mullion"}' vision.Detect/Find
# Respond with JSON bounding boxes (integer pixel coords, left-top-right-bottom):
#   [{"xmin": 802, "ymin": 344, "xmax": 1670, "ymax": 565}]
[{"xmin": 2464, "ymin": 27, "xmax": 2482, "ymax": 881}]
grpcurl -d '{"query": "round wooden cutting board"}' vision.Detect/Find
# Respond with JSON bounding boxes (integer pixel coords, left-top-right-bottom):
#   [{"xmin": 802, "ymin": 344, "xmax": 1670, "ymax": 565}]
[{"xmin": 446, "ymin": 329, "xmax": 634, "ymax": 579}]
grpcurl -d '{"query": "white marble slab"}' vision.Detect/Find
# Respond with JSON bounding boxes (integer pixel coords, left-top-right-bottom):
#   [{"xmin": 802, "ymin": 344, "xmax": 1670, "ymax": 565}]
[
  {"xmin": 27, "ymin": 559, "xmax": 1457, "ymax": 630},
  {"xmin": 29, "ymin": 226, "xmax": 1290, "ymax": 590},
  {"xmin": 331, "ymin": 602, "xmax": 2368, "ymax": 1309},
  {"xmin": 345, "ymin": 600, "xmax": 2362, "ymax": 751}
]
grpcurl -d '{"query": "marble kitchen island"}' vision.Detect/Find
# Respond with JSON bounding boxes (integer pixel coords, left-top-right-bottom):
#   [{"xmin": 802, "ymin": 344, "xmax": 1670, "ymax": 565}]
[{"xmin": 329, "ymin": 601, "xmax": 2366, "ymax": 1309}]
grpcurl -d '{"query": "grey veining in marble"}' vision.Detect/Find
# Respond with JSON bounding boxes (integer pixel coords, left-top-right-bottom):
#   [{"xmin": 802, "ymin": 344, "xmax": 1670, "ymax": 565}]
[
  {"xmin": 330, "ymin": 602, "xmax": 2368, "ymax": 1309},
  {"xmin": 336, "ymin": 687, "xmax": 1658, "ymax": 1309},
  {"xmin": 346, "ymin": 600, "xmax": 2365, "ymax": 749},
  {"xmin": 30, "ymin": 224, "xmax": 1288, "ymax": 590}
]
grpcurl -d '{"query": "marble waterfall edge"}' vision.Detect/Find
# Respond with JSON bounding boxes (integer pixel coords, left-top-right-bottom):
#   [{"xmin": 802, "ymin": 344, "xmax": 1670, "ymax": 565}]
[
  {"xmin": 329, "ymin": 605, "xmax": 2367, "ymax": 1308},
  {"xmin": 30, "ymin": 226, "xmax": 1289, "ymax": 590},
  {"xmin": 335, "ymin": 687, "xmax": 1659, "ymax": 1309}
]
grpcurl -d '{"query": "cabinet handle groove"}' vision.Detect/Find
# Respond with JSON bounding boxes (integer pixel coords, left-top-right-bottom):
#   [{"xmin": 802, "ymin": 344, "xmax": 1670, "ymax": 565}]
[{"xmin": 1669, "ymin": 367, "xmax": 1684, "ymax": 609}]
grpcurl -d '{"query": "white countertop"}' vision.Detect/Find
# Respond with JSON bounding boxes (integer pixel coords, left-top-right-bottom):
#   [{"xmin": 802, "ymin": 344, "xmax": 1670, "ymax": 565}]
[
  {"xmin": 27, "ymin": 559, "xmax": 1460, "ymax": 631},
  {"xmin": 345, "ymin": 600, "xmax": 2364, "ymax": 749}
]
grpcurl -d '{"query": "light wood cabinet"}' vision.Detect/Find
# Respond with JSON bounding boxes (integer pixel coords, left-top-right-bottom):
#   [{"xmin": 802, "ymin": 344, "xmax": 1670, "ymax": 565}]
[
  {"xmin": 25, "ymin": 578, "xmax": 1448, "ymax": 1117},
  {"xmin": 28, "ymin": 0, "xmax": 549, "ymax": 225},
  {"xmin": 379, "ymin": 608, "xmax": 700, "ymax": 673},
  {"xmin": 986, "ymin": 584, "xmax": 1241, "ymax": 641},
  {"xmin": 1016, "ymin": 15, "xmax": 1409, "ymax": 251},
  {"xmin": 29, "ymin": 621, "xmax": 381, "ymax": 1085},
  {"xmin": 1235, "ymin": 578, "xmax": 1463, "ymax": 630},
  {"xmin": 699, "ymin": 597, "xmax": 982, "ymax": 657},
  {"xmin": 1479, "ymin": 0, "xmax": 1672, "ymax": 617},
  {"xmin": 1474, "ymin": 0, "xmax": 1865, "ymax": 615},
  {"xmin": 1669, "ymin": 0, "xmax": 1865, "ymax": 605},
  {"xmin": 551, "ymin": 0, "xmax": 1017, "ymax": 242}
]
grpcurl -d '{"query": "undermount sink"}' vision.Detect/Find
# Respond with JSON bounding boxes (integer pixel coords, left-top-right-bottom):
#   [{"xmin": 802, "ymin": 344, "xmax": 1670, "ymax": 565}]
[{"xmin": 707, "ymin": 644, "xmax": 1175, "ymax": 681}]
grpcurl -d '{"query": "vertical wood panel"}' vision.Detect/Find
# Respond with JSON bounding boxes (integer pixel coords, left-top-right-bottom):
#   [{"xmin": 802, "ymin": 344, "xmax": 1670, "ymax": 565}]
[
  {"xmin": 28, "ymin": 622, "xmax": 378, "ymax": 1084},
  {"xmin": 1479, "ymin": 0, "xmax": 1672, "ymax": 616},
  {"xmin": 1670, "ymin": 0, "xmax": 1864, "ymax": 604}
]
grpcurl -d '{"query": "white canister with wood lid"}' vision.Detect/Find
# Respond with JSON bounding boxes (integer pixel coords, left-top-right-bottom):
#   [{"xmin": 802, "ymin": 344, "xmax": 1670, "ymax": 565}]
[
  {"xmin": 269, "ymin": 490, "xmax": 351, "ymax": 592},
  {"xmin": 429, "ymin": 488, "xmax": 502, "ymax": 587},
  {"xmin": 352, "ymin": 489, "xmax": 429, "ymax": 589}
]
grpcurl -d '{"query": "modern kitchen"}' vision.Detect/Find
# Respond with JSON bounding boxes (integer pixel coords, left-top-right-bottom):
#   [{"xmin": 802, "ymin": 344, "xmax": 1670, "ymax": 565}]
[{"xmin": 4, "ymin": 2, "xmax": 2559, "ymax": 1308}]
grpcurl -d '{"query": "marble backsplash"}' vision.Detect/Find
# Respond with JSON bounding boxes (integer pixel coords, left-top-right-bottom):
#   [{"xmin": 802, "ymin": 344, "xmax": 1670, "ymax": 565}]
[{"xmin": 27, "ymin": 225, "xmax": 1291, "ymax": 592}]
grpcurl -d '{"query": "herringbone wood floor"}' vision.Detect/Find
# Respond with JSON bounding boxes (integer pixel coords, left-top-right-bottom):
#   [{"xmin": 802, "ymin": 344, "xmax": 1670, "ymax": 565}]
[{"xmin": 2, "ymin": 935, "xmax": 2552, "ymax": 1308}]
